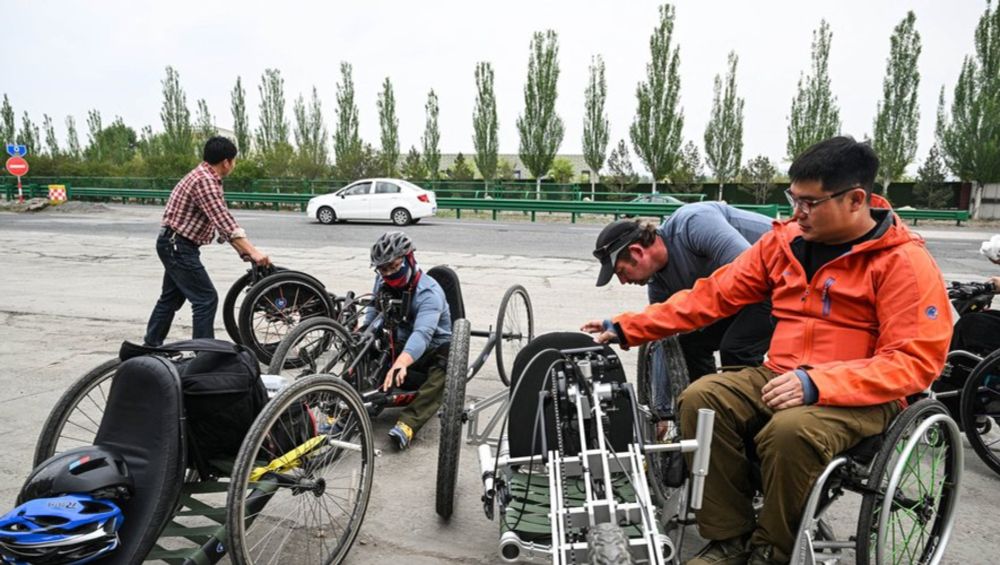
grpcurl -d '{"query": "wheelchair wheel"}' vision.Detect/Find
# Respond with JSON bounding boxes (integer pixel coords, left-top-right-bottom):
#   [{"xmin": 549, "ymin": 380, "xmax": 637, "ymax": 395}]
[
  {"xmin": 34, "ymin": 358, "xmax": 120, "ymax": 466},
  {"xmin": 224, "ymin": 265, "xmax": 285, "ymax": 344},
  {"xmin": 266, "ymin": 317, "xmax": 357, "ymax": 381},
  {"xmin": 495, "ymin": 285, "xmax": 534, "ymax": 387},
  {"xmin": 959, "ymin": 350, "xmax": 1000, "ymax": 476},
  {"xmin": 226, "ymin": 374, "xmax": 375, "ymax": 565},
  {"xmin": 238, "ymin": 271, "xmax": 335, "ymax": 365},
  {"xmin": 586, "ymin": 523, "xmax": 632, "ymax": 565},
  {"xmin": 436, "ymin": 318, "xmax": 472, "ymax": 519},
  {"xmin": 856, "ymin": 399, "xmax": 962, "ymax": 565},
  {"xmin": 636, "ymin": 337, "xmax": 689, "ymax": 508}
]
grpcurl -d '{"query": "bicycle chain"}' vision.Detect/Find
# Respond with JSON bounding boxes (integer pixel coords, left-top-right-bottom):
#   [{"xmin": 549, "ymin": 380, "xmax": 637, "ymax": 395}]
[{"xmin": 550, "ymin": 361, "xmax": 577, "ymax": 565}]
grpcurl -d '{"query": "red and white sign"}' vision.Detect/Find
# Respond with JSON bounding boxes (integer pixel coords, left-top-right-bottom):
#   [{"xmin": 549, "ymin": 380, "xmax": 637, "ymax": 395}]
[{"xmin": 5, "ymin": 156, "xmax": 28, "ymax": 177}]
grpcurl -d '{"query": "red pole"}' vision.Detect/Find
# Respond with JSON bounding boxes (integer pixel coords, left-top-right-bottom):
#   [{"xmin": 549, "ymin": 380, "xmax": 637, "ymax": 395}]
[{"xmin": 17, "ymin": 175, "xmax": 23, "ymax": 203}]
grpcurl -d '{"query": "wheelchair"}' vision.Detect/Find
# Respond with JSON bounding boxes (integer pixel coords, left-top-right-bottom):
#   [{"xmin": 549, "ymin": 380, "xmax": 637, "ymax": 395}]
[
  {"xmin": 439, "ymin": 331, "xmax": 717, "ymax": 563},
  {"xmin": 31, "ymin": 348, "xmax": 376, "ymax": 564}
]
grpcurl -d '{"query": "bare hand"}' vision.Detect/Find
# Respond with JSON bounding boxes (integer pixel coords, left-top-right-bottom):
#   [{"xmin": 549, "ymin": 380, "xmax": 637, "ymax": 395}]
[
  {"xmin": 382, "ymin": 365, "xmax": 407, "ymax": 392},
  {"xmin": 580, "ymin": 320, "xmax": 618, "ymax": 344},
  {"xmin": 990, "ymin": 276, "xmax": 1000, "ymax": 292},
  {"xmin": 250, "ymin": 251, "xmax": 271, "ymax": 267},
  {"xmin": 761, "ymin": 372, "xmax": 805, "ymax": 410}
]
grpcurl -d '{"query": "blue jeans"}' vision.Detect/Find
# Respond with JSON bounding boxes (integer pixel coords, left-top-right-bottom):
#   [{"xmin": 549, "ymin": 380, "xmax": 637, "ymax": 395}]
[{"xmin": 144, "ymin": 230, "xmax": 218, "ymax": 346}]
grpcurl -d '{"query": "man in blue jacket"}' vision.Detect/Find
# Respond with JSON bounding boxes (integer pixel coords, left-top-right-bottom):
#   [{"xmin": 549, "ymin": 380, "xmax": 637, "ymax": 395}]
[
  {"xmin": 366, "ymin": 231, "xmax": 452, "ymax": 450},
  {"xmin": 594, "ymin": 202, "xmax": 775, "ymax": 380}
]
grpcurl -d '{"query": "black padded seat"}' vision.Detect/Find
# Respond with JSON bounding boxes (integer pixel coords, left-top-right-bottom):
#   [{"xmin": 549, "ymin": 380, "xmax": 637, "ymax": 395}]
[
  {"xmin": 94, "ymin": 356, "xmax": 186, "ymax": 565},
  {"xmin": 426, "ymin": 265, "xmax": 465, "ymax": 324},
  {"xmin": 508, "ymin": 332, "xmax": 633, "ymax": 458}
]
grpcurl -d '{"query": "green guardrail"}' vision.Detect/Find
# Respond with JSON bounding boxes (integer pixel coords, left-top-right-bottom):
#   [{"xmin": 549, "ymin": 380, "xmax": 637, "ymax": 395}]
[
  {"xmin": 895, "ymin": 208, "xmax": 969, "ymax": 226},
  {"xmin": 436, "ymin": 198, "xmax": 780, "ymax": 223}
]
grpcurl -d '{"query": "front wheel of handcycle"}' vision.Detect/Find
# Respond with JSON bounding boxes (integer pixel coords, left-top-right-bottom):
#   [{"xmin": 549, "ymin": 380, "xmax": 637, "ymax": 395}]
[
  {"xmin": 636, "ymin": 337, "xmax": 690, "ymax": 510},
  {"xmin": 238, "ymin": 271, "xmax": 335, "ymax": 366},
  {"xmin": 34, "ymin": 358, "xmax": 121, "ymax": 466},
  {"xmin": 266, "ymin": 317, "xmax": 358, "ymax": 382},
  {"xmin": 494, "ymin": 285, "xmax": 534, "ymax": 387},
  {"xmin": 960, "ymin": 348, "xmax": 1000, "ymax": 477},
  {"xmin": 855, "ymin": 398, "xmax": 962, "ymax": 565},
  {"xmin": 435, "ymin": 318, "xmax": 472, "ymax": 519},
  {"xmin": 226, "ymin": 374, "xmax": 375, "ymax": 565}
]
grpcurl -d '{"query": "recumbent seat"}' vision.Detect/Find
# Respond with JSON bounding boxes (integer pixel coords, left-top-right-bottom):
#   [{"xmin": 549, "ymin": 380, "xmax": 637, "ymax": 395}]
[
  {"xmin": 426, "ymin": 265, "xmax": 465, "ymax": 324},
  {"xmin": 507, "ymin": 332, "xmax": 633, "ymax": 459}
]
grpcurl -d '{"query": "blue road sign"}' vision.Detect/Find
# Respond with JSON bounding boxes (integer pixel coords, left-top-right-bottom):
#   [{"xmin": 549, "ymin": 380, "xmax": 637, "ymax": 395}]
[{"xmin": 5, "ymin": 144, "xmax": 26, "ymax": 157}]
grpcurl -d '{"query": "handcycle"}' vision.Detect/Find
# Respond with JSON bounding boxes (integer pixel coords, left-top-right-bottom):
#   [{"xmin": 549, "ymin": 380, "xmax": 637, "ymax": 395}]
[
  {"xmin": 31, "ymin": 343, "xmax": 377, "ymax": 565},
  {"xmin": 932, "ymin": 279, "xmax": 1000, "ymax": 477},
  {"xmin": 437, "ymin": 331, "xmax": 717, "ymax": 563}
]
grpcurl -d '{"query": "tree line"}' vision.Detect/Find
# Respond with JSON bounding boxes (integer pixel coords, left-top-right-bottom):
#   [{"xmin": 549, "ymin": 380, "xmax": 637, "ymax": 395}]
[{"xmin": 2, "ymin": 3, "xmax": 997, "ymax": 214}]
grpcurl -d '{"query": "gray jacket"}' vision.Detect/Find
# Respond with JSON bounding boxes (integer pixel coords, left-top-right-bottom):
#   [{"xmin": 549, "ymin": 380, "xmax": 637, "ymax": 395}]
[{"xmin": 647, "ymin": 202, "xmax": 773, "ymax": 303}]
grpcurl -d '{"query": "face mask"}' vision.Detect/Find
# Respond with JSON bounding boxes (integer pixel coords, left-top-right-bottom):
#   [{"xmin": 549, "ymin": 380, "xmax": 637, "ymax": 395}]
[{"xmin": 382, "ymin": 261, "xmax": 411, "ymax": 289}]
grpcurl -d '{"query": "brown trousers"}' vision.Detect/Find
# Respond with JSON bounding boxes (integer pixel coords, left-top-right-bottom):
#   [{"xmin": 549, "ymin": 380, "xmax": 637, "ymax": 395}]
[{"xmin": 678, "ymin": 367, "xmax": 898, "ymax": 562}]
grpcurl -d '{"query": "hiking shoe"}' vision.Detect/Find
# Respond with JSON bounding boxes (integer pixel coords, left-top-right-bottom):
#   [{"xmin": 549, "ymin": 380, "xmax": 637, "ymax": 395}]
[
  {"xmin": 388, "ymin": 422, "xmax": 414, "ymax": 451},
  {"xmin": 685, "ymin": 534, "xmax": 751, "ymax": 565}
]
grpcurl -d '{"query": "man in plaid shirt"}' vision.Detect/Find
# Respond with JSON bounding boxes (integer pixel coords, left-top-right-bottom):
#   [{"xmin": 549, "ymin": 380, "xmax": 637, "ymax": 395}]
[{"xmin": 144, "ymin": 136, "xmax": 271, "ymax": 346}]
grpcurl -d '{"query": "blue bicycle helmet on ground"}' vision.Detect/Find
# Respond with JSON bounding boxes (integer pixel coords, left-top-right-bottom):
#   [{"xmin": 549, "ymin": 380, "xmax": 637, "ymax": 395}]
[
  {"xmin": 0, "ymin": 493, "xmax": 123, "ymax": 565},
  {"xmin": 18, "ymin": 447, "xmax": 133, "ymax": 505}
]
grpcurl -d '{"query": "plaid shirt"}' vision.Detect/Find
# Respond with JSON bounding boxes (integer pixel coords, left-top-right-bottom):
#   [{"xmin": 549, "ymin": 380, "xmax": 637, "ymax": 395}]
[{"xmin": 161, "ymin": 162, "xmax": 242, "ymax": 245}]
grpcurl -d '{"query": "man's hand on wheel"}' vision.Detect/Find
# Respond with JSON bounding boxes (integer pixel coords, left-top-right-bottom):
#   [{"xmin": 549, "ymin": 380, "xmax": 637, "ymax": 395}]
[
  {"xmin": 580, "ymin": 320, "xmax": 617, "ymax": 344},
  {"xmin": 382, "ymin": 365, "xmax": 407, "ymax": 392},
  {"xmin": 249, "ymin": 250, "xmax": 271, "ymax": 267},
  {"xmin": 761, "ymin": 372, "xmax": 805, "ymax": 410}
]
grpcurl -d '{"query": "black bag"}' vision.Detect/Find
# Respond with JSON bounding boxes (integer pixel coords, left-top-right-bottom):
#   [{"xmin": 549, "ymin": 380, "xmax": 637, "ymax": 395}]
[{"xmin": 120, "ymin": 339, "xmax": 268, "ymax": 477}]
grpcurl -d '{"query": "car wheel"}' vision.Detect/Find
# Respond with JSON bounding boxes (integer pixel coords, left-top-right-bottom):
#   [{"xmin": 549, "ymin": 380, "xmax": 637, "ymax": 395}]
[
  {"xmin": 391, "ymin": 208, "xmax": 412, "ymax": 226},
  {"xmin": 317, "ymin": 206, "xmax": 337, "ymax": 225}
]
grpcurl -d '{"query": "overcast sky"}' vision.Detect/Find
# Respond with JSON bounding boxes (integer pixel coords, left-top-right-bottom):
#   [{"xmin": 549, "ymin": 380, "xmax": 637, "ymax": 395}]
[{"xmin": 2, "ymin": 0, "xmax": 989, "ymax": 173}]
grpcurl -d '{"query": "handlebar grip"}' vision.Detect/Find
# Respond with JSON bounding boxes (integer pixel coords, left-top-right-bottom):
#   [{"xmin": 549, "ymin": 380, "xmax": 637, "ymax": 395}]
[{"xmin": 689, "ymin": 408, "xmax": 716, "ymax": 511}]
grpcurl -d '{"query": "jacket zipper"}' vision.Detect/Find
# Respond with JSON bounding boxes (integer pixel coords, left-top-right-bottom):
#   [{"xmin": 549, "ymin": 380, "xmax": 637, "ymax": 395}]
[{"xmin": 821, "ymin": 277, "xmax": 835, "ymax": 317}]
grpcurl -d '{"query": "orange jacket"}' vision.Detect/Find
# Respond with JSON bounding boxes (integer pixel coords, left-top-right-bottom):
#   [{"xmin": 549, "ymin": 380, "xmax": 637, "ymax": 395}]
[{"xmin": 613, "ymin": 202, "xmax": 952, "ymax": 407}]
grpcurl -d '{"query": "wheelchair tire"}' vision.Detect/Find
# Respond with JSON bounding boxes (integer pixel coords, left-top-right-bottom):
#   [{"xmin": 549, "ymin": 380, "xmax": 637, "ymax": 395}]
[
  {"xmin": 436, "ymin": 318, "xmax": 471, "ymax": 519},
  {"xmin": 226, "ymin": 374, "xmax": 375, "ymax": 565},
  {"xmin": 223, "ymin": 272, "xmax": 253, "ymax": 344},
  {"xmin": 34, "ymin": 358, "xmax": 120, "ymax": 466},
  {"xmin": 856, "ymin": 398, "xmax": 962, "ymax": 565},
  {"xmin": 266, "ymin": 316, "xmax": 357, "ymax": 382},
  {"xmin": 959, "ymin": 350, "xmax": 1000, "ymax": 476},
  {"xmin": 238, "ymin": 271, "xmax": 335, "ymax": 365},
  {"xmin": 636, "ymin": 337, "xmax": 690, "ymax": 508},
  {"xmin": 586, "ymin": 523, "xmax": 633, "ymax": 565},
  {"xmin": 495, "ymin": 285, "xmax": 534, "ymax": 387}
]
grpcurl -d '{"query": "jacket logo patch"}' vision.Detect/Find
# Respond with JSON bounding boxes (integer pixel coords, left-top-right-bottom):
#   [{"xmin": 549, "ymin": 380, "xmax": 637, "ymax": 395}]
[{"xmin": 926, "ymin": 306, "xmax": 938, "ymax": 320}]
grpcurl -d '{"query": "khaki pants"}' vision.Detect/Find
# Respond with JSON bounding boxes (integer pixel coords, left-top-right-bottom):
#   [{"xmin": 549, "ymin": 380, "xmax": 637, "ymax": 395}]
[
  {"xmin": 397, "ymin": 345, "xmax": 449, "ymax": 434},
  {"xmin": 678, "ymin": 367, "xmax": 898, "ymax": 562}
]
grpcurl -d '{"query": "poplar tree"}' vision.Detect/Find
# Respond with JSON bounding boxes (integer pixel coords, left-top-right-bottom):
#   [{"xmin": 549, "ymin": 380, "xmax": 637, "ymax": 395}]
[
  {"xmin": 631, "ymin": 4, "xmax": 684, "ymax": 193},
  {"xmin": 293, "ymin": 87, "xmax": 329, "ymax": 176},
  {"xmin": 18, "ymin": 112, "xmax": 39, "ymax": 155},
  {"xmin": 704, "ymin": 51, "xmax": 744, "ymax": 200},
  {"xmin": 160, "ymin": 66, "xmax": 193, "ymax": 157},
  {"xmin": 65, "ymin": 116, "xmax": 81, "ymax": 159},
  {"xmin": 787, "ymin": 20, "xmax": 841, "ymax": 160},
  {"xmin": 231, "ymin": 76, "xmax": 251, "ymax": 155},
  {"xmin": 42, "ymin": 114, "xmax": 59, "ymax": 157},
  {"xmin": 334, "ymin": 62, "xmax": 361, "ymax": 177},
  {"xmin": 937, "ymin": 1, "xmax": 1000, "ymax": 219},
  {"xmin": 86, "ymin": 110, "xmax": 103, "ymax": 161},
  {"xmin": 255, "ymin": 68, "xmax": 291, "ymax": 158},
  {"xmin": 473, "ymin": 62, "xmax": 499, "ymax": 187},
  {"xmin": 517, "ymin": 30, "xmax": 565, "ymax": 198},
  {"xmin": 422, "ymin": 90, "xmax": 441, "ymax": 179},
  {"xmin": 872, "ymin": 11, "xmax": 921, "ymax": 194},
  {"xmin": 0, "ymin": 95, "xmax": 14, "ymax": 144},
  {"xmin": 195, "ymin": 99, "xmax": 215, "ymax": 142},
  {"xmin": 582, "ymin": 55, "xmax": 609, "ymax": 197},
  {"xmin": 377, "ymin": 77, "xmax": 399, "ymax": 176}
]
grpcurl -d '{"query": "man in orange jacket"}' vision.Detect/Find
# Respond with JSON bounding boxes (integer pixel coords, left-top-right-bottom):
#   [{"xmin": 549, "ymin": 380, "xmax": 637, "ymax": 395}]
[{"xmin": 583, "ymin": 137, "xmax": 952, "ymax": 564}]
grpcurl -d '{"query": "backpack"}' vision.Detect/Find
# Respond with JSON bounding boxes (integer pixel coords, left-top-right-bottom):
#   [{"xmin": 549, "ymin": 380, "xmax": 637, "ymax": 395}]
[{"xmin": 119, "ymin": 339, "xmax": 268, "ymax": 478}]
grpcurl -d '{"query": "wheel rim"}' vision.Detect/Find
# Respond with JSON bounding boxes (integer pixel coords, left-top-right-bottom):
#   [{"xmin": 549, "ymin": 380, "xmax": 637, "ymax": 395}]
[
  {"xmin": 233, "ymin": 380, "xmax": 373, "ymax": 564},
  {"xmin": 392, "ymin": 210, "xmax": 409, "ymax": 225},
  {"xmin": 270, "ymin": 323, "xmax": 357, "ymax": 381},
  {"xmin": 497, "ymin": 288, "xmax": 533, "ymax": 385},
  {"xmin": 248, "ymin": 281, "xmax": 329, "ymax": 358},
  {"xmin": 40, "ymin": 364, "xmax": 117, "ymax": 462},
  {"xmin": 868, "ymin": 416, "xmax": 960, "ymax": 564},
  {"xmin": 319, "ymin": 208, "xmax": 333, "ymax": 223}
]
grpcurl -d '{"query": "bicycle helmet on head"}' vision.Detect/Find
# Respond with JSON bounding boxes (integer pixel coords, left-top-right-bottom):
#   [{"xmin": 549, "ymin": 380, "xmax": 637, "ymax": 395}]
[
  {"xmin": 18, "ymin": 446, "xmax": 133, "ymax": 505},
  {"xmin": 370, "ymin": 231, "xmax": 415, "ymax": 267},
  {"xmin": 0, "ymin": 493, "xmax": 123, "ymax": 565}
]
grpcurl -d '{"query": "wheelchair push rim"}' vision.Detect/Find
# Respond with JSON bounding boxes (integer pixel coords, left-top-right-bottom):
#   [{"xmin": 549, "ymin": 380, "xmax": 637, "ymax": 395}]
[{"xmin": 226, "ymin": 374, "xmax": 375, "ymax": 565}]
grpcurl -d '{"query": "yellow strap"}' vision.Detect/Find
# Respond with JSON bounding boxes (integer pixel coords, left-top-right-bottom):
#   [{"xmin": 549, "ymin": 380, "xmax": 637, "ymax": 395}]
[{"xmin": 249, "ymin": 436, "xmax": 326, "ymax": 482}]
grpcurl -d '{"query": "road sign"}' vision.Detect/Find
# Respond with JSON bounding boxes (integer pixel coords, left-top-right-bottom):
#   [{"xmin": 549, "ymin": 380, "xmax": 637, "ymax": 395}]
[
  {"xmin": 5, "ymin": 144, "xmax": 27, "ymax": 157},
  {"xmin": 6, "ymin": 156, "xmax": 29, "ymax": 177}
]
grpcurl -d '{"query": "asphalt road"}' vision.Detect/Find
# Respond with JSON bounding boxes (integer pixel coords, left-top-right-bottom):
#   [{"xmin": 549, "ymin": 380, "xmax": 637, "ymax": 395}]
[{"xmin": 0, "ymin": 204, "xmax": 998, "ymax": 564}]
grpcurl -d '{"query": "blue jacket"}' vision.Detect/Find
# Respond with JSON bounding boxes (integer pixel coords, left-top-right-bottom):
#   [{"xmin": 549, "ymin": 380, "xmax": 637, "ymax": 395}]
[
  {"xmin": 647, "ymin": 202, "xmax": 773, "ymax": 303},
  {"xmin": 365, "ymin": 268, "xmax": 452, "ymax": 360}
]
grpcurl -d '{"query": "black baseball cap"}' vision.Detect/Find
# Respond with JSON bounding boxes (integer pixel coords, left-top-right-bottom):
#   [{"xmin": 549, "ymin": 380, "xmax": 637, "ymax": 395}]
[{"xmin": 593, "ymin": 220, "xmax": 642, "ymax": 287}]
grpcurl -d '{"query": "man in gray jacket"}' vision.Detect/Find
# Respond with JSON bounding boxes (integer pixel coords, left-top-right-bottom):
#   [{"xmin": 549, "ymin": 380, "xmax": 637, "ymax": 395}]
[{"xmin": 594, "ymin": 202, "xmax": 775, "ymax": 379}]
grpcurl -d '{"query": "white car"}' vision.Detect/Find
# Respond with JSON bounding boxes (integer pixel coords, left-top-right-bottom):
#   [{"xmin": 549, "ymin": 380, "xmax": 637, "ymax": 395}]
[{"xmin": 306, "ymin": 178, "xmax": 437, "ymax": 226}]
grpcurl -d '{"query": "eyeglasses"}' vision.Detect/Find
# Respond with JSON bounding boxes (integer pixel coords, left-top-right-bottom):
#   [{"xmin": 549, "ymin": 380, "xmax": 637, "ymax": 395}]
[
  {"xmin": 784, "ymin": 186, "xmax": 860, "ymax": 214},
  {"xmin": 593, "ymin": 229, "xmax": 640, "ymax": 262},
  {"xmin": 375, "ymin": 257, "xmax": 404, "ymax": 276}
]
